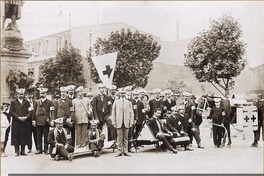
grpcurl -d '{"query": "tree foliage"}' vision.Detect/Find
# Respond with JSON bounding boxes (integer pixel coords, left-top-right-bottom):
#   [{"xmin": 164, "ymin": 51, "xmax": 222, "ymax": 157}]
[
  {"xmin": 39, "ymin": 45, "xmax": 86, "ymax": 95},
  {"xmin": 87, "ymin": 28, "xmax": 161, "ymax": 88},
  {"xmin": 167, "ymin": 75, "xmax": 192, "ymax": 95},
  {"xmin": 184, "ymin": 14, "xmax": 247, "ymax": 96}
]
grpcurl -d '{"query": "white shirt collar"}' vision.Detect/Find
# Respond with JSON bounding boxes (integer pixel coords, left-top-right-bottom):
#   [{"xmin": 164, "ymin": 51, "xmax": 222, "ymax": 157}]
[
  {"xmin": 41, "ymin": 98, "xmax": 47, "ymax": 102},
  {"xmin": 18, "ymin": 98, "xmax": 23, "ymax": 104}
]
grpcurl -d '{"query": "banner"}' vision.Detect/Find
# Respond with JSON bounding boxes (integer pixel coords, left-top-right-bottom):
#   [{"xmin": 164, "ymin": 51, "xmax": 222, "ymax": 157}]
[{"xmin": 91, "ymin": 52, "xmax": 118, "ymax": 88}]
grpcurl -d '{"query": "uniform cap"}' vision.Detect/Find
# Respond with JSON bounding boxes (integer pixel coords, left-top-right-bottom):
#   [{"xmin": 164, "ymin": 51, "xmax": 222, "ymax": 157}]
[
  {"xmin": 125, "ymin": 85, "xmax": 133, "ymax": 91},
  {"xmin": 16, "ymin": 88, "xmax": 26, "ymax": 94},
  {"xmin": 153, "ymin": 88, "xmax": 161, "ymax": 94},
  {"xmin": 87, "ymin": 92, "xmax": 93, "ymax": 97},
  {"xmin": 182, "ymin": 91, "xmax": 191, "ymax": 97},
  {"xmin": 164, "ymin": 89, "xmax": 173, "ymax": 95},
  {"xmin": 139, "ymin": 88, "xmax": 146, "ymax": 94},
  {"xmin": 54, "ymin": 117, "xmax": 63, "ymax": 124},
  {"xmin": 118, "ymin": 87, "xmax": 126, "ymax": 93},
  {"xmin": 75, "ymin": 86, "xmax": 84, "ymax": 92},
  {"xmin": 60, "ymin": 86, "xmax": 68, "ymax": 92},
  {"xmin": 109, "ymin": 85, "xmax": 117, "ymax": 90},
  {"xmin": 37, "ymin": 87, "xmax": 48, "ymax": 93},
  {"xmin": 133, "ymin": 89, "xmax": 140, "ymax": 95},
  {"xmin": 2, "ymin": 102, "xmax": 10, "ymax": 106},
  {"xmin": 178, "ymin": 105, "xmax": 185, "ymax": 110},
  {"xmin": 190, "ymin": 95, "xmax": 196, "ymax": 99},
  {"xmin": 67, "ymin": 85, "xmax": 76, "ymax": 91},
  {"xmin": 97, "ymin": 83, "xmax": 106, "ymax": 88},
  {"xmin": 213, "ymin": 97, "xmax": 222, "ymax": 103},
  {"xmin": 90, "ymin": 119, "xmax": 99, "ymax": 126}
]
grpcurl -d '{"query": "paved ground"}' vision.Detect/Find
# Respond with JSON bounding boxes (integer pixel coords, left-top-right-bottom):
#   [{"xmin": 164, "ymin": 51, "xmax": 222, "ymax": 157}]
[{"xmin": 1, "ymin": 120, "xmax": 263, "ymax": 175}]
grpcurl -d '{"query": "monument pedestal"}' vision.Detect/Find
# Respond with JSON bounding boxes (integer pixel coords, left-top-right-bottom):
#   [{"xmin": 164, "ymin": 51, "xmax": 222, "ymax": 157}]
[{"xmin": 1, "ymin": 30, "xmax": 32, "ymax": 103}]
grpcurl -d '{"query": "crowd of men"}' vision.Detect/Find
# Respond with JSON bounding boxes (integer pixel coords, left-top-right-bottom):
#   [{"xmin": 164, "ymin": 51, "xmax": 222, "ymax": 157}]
[{"xmin": 1, "ymin": 82, "xmax": 263, "ymax": 161}]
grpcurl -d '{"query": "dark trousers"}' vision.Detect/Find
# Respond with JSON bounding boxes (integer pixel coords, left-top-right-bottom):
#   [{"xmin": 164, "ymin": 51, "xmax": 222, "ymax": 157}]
[
  {"xmin": 134, "ymin": 123, "xmax": 143, "ymax": 139},
  {"xmin": 156, "ymin": 133, "xmax": 176, "ymax": 151},
  {"xmin": 28, "ymin": 126, "xmax": 37, "ymax": 151},
  {"xmin": 223, "ymin": 122, "xmax": 231, "ymax": 145},
  {"xmin": 36, "ymin": 125, "xmax": 49, "ymax": 152},
  {"xmin": 50, "ymin": 145, "xmax": 74, "ymax": 160},
  {"xmin": 253, "ymin": 122, "xmax": 262, "ymax": 143},
  {"xmin": 3, "ymin": 127, "xmax": 10, "ymax": 151},
  {"xmin": 63, "ymin": 122, "xmax": 75, "ymax": 147},
  {"xmin": 14, "ymin": 145, "xmax": 26, "ymax": 155},
  {"xmin": 187, "ymin": 126, "xmax": 201, "ymax": 145},
  {"xmin": 89, "ymin": 134, "xmax": 105, "ymax": 152},
  {"xmin": 128, "ymin": 124, "xmax": 136, "ymax": 151},
  {"xmin": 213, "ymin": 125, "xmax": 224, "ymax": 146},
  {"xmin": 98, "ymin": 116, "xmax": 116, "ymax": 142}
]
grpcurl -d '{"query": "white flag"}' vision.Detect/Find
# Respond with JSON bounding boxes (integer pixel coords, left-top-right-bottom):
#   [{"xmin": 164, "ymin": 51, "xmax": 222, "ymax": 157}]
[{"xmin": 91, "ymin": 52, "xmax": 118, "ymax": 88}]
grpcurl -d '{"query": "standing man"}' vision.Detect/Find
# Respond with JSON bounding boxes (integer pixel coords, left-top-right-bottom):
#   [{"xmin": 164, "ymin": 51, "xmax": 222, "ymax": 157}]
[
  {"xmin": 72, "ymin": 86, "xmax": 91, "ymax": 148},
  {"xmin": 92, "ymin": 83, "xmax": 114, "ymax": 140},
  {"xmin": 48, "ymin": 117, "xmax": 74, "ymax": 161},
  {"xmin": 25, "ymin": 88, "xmax": 37, "ymax": 153},
  {"xmin": 6, "ymin": 70, "xmax": 17, "ymax": 98},
  {"xmin": 162, "ymin": 89, "xmax": 176, "ymax": 119},
  {"xmin": 251, "ymin": 98, "xmax": 263, "ymax": 147},
  {"xmin": 33, "ymin": 87, "xmax": 54, "ymax": 154},
  {"xmin": 52, "ymin": 86, "xmax": 75, "ymax": 146},
  {"xmin": 207, "ymin": 97, "xmax": 226, "ymax": 148},
  {"xmin": 66, "ymin": 84, "xmax": 76, "ymax": 147},
  {"xmin": 108, "ymin": 85, "xmax": 118, "ymax": 141},
  {"xmin": 148, "ymin": 108, "xmax": 178, "ymax": 154},
  {"xmin": 111, "ymin": 87, "xmax": 134, "ymax": 157},
  {"xmin": 148, "ymin": 88, "xmax": 163, "ymax": 119},
  {"xmin": 9, "ymin": 88, "xmax": 33, "ymax": 156}
]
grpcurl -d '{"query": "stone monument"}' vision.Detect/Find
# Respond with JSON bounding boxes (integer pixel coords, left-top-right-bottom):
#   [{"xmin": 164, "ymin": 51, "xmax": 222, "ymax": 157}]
[{"xmin": 1, "ymin": 0, "xmax": 32, "ymax": 102}]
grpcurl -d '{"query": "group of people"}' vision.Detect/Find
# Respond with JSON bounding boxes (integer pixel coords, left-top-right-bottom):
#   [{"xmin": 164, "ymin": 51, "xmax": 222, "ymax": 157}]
[
  {"xmin": 5, "ymin": 70, "xmax": 35, "ymax": 98},
  {"xmin": 1, "ymin": 82, "xmax": 263, "ymax": 161}
]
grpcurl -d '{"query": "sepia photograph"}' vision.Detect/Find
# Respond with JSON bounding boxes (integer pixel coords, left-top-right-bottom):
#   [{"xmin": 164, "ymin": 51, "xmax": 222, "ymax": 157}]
[{"xmin": 1, "ymin": 1, "xmax": 263, "ymax": 175}]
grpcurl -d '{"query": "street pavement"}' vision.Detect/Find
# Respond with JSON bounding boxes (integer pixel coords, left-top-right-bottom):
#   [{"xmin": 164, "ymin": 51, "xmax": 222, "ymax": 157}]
[{"xmin": 1, "ymin": 120, "xmax": 263, "ymax": 175}]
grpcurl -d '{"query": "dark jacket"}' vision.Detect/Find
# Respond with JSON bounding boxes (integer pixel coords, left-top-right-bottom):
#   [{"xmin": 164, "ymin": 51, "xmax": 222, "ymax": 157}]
[{"xmin": 92, "ymin": 94, "xmax": 111, "ymax": 121}]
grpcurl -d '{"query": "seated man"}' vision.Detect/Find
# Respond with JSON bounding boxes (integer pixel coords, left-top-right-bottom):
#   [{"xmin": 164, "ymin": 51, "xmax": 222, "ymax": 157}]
[
  {"xmin": 85, "ymin": 120, "xmax": 106, "ymax": 157},
  {"xmin": 48, "ymin": 117, "xmax": 74, "ymax": 161},
  {"xmin": 148, "ymin": 108, "xmax": 177, "ymax": 154},
  {"xmin": 166, "ymin": 106, "xmax": 193, "ymax": 151}
]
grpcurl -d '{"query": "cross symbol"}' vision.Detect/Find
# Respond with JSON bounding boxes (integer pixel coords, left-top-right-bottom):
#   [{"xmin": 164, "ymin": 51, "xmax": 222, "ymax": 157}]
[
  {"xmin": 244, "ymin": 116, "xmax": 249, "ymax": 122},
  {"xmin": 102, "ymin": 65, "xmax": 112, "ymax": 78},
  {"xmin": 251, "ymin": 115, "xmax": 257, "ymax": 122}
]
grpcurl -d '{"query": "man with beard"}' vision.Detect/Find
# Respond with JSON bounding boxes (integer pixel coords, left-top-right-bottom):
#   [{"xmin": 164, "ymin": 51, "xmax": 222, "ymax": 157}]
[
  {"xmin": 33, "ymin": 88, "xmax": 54, "ymax": 154},
  {"xmin": 9, "ymin": 88, "xmax": 33, "ymax": 156}
]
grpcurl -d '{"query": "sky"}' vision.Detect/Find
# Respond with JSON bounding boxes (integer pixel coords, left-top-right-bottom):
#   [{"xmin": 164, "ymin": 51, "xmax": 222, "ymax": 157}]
[{"xmin": 11, "ymin": 1, "xmax": 264, "ymax": 68}]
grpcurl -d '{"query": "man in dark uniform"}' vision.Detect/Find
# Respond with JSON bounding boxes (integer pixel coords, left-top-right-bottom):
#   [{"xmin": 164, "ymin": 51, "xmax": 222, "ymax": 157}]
[
  {"xmin": 148, "ymin": 108, "xmax": 177, "ymax": 154},
  {"xmin": 207, "ymin": 97, "xmax": 226, "ymax": 148},
  {"xmin": 148, "ymin": 88, "xmax": 163, "ymax": 118},
  {"xmin": 66, "ymin": 85, "xmax": 76, "ymax": 147},
  {"xmin": 25, "ymin": 88, "xmax": 37, "ymax": 153},
  {"xmin": 48, "ymin": 117, "xmax": 74, "ymax": 161},
  {"xmin": 52, "ymin": 86, "xmax": 75, "ymax": 146},
  {"xmin": 166, "ymin": 106, "xmax": 193, "ymax": 151},
  {"xmin": 9, "ymin": 88, "xmax": 33, "ymax": 156},
  {"xmin": 162, "ymin": 89, "xmax": 176, "ymax": 119},
  {"xmin": 33, "ymin": 88, "xmax": 54, "ymax": 154}
]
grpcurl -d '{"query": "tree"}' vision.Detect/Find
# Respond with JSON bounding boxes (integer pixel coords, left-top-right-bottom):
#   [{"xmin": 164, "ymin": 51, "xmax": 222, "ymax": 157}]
[
  {"xmin": 167, "ymin": 75, "xmax": 192, "ymax": 96},
  {"xmin": 39, "ymin": 45, "xmax": 86, "ymax": 95},
  {"xmin": 184, "ymin": 14, "xmax": 247, "ymax": 97},
  {"xmin": 87, "ymin": 28, "xmax": 161, "ymax": 88}
]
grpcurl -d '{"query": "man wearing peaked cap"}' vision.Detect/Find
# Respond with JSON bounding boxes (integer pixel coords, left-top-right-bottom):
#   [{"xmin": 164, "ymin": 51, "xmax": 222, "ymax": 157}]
[
  {"xmin": 47, "ymin": 117, "xmax": 74, "ymax": 161},
  {"xmin": 184, "ymin": 93, "xmax": 204, "ymax": 149},
  {"xmin": 33, "ymin": 87, "xmax": 54, "ymax": 154},
  {"xmin": 92, "ymin": 82, "xmax": 115, "ymax": 141},
  {"xmin": 67, "ymin": 85, "xmax": 76, "ymax": 101},
  {"xmin": 162, "ymin": 89, "xmax": 176, "ymax": 119},
  {"xmin": 149, "ymin": 88, "xmax": 163, "ymax": 118},
  {"xmin": 9, "ymin": 87, "xmax": 33, "ymax": 156},
  {"xmin": 72, "ymin": 85, "xmax": 91, "ymax": 148},
  {"xmin": 53, "ymin": 86, "xmax": 75, "ymax": 146}
]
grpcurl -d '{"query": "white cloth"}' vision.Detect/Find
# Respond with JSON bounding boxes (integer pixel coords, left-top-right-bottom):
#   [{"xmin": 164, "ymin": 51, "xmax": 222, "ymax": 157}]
[{"xmin": 1, "ymin": 113, "xmax": 10, "ymax": 142}]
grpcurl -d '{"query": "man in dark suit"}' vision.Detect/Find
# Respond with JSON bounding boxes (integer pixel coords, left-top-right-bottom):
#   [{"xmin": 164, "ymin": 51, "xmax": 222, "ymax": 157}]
[
  {"xmin": 92, "ymin": 83, "xmax": 114, "ymax": 140},
  {"xmin": 52, "ymin": 86, "xmax": 75, "ymax": 146},
  {"xmin": 66, "ymin": 85, "xmax": 76, "ymax": 147},
  {"xmin": 25, "ymin": 88, "xmax": 37, "ymax": 153},
  {"xmin": 167, "ymin": 106, "xmax": 193, "ymax": 151},
  {"xmin": 162, "ymin": 89, "xmax": 176, "ymax": 119},
  {"xmin": 9, "ymin": 88, "xmax": 33, "ymax": 156},
  {"xmin": 148, "ymin": 108, "xmax": 177, "ymax": 154},
  {"xmin": 149, "ymin": 88, "xmax": 163, "ymax": 118},
  {"xmin": 48, "ymin": 117, "xmax": 74, "ymax": 161},
  {"xmin": 108, "ymin": 85, "xmax": 118, "ymax": 141},
  {"xmin": 33, "ymin": 88, "xmax": 54, "ymax": 154}
]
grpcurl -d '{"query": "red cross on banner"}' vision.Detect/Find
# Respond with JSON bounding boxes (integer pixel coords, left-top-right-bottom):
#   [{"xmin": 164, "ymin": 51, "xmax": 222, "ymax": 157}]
[{"xmin": 91, "ymin": 52, "xmax": 118, "ymax": 88}]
